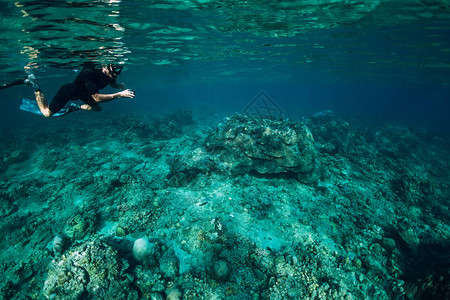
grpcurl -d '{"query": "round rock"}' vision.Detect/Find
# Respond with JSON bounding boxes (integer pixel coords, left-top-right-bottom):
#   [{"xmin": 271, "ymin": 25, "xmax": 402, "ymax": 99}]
[
  {"xmin": 212, "ymin": 259, "xmax": 231, "ymax": 282},
  {"xmin": 133, "ymin": 238, "xmax": 155, "ymax": 262}
]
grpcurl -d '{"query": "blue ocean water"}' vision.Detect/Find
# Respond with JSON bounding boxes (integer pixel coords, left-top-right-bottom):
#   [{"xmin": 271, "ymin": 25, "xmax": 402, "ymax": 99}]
[
  {"xmin": 0, "ymin": 0, "xmax": 449, "ymax": 133},
  {"xmin": 0, "ymin": 1, "xmax": 449, "ymax": 299}
]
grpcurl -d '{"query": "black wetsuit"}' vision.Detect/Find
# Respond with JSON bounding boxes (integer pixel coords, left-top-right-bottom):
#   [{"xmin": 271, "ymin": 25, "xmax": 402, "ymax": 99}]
[{"xmin": 49, "ymin": 69, "xmax": 116, "ymax": 113}]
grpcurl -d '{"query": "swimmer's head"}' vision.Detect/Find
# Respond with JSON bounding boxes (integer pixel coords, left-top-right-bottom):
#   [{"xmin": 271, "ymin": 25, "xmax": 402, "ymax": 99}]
[{"xmin": 107, "ymin": 64, "xmax": 123, "ymax": 78}]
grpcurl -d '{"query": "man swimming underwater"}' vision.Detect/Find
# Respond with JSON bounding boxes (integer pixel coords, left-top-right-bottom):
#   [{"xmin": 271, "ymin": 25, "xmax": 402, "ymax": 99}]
[{"xmin": 2, "ymin": 64, "xmax": 135, "ymax": 117}]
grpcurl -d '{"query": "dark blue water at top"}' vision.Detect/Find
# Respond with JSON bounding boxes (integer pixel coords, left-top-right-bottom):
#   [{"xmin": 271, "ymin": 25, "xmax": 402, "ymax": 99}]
[{"xmin": 0, "ymin": 0, "xmax": 449, "ymax": 134}]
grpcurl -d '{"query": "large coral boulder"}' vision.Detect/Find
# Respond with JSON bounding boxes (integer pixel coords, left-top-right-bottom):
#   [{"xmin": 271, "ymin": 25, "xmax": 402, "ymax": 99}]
[{"xmin": 205, "ymin": 115, "xmax": 317, "ymax": 177}]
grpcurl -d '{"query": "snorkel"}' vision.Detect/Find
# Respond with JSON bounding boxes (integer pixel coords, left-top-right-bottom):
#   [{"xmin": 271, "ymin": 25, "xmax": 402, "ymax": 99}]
[{"xmin": 108, "ymin": 64, "xmax": 123, "ymax": 78}]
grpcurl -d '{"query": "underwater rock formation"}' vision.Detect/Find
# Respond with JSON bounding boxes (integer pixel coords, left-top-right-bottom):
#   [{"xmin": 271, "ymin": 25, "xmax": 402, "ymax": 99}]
[
  {"xmin": 211, "ymin": 259, "xmax": 231, "ymax": 282},
  {"xmin": 64, "ymin": 211, "xmax": 98, "ymax": 240},
  {"xmin": 306, "ymin": 110, "xmax": 352, "ymax": 155},
  {"xmin": 133, "ymin": 237, "xmax": 155, "ymax": 262},
  {"xmin": 205, "ymin": 114, "xmax": 317, "ymax": 178},
  {"xmin": 0, "ymin": 192, "xmax": 17, "ymax": 217},
  {"xmin": 0, "ymin": 111, "xmax": 448, "ymax": 299},
  {"xmin": 166, "ymin": 148, "xmax": 217, "ymax": 187},
  {"xmin": 52, "ymin": 235, "xmax": 66, "ymax": 257},
  {"xmin": 115, "ymin": 110, "xmax": 194, "ymax": 142},
  {"xmin": 43, "ymin": 239, "xmax": 137, "ymax": 299},
  {"xmin": 151, "ymin": 110, "xmax": 194, "ymax": 140},
  {"xmin": 0, "ymin": 159, "xmax": 6, "ymax": 174}
]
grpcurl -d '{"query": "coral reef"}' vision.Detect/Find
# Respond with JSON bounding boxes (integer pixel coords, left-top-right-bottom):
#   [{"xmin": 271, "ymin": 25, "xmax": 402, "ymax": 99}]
[
  {"xmin": 205, "ymin": 114, "xmax": 318, "ymax": 179},
  {"xmin": 0, "ymin": 111, "xmax": 448, "ymax": 299},
  {"xmin": 42, "ymin": 239, "xmax": 137, "ymax": 299},
  {"xmin": 166, "ymin": 148, "xmax": 217, "ymax": 187}
]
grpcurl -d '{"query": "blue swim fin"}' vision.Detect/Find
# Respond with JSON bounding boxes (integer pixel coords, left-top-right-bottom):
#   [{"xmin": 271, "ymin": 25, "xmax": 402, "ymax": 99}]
[
  {"xmin": 52, "ymin": 103, "xmax": 81, "ymax": 117},
  {"xmin": 20, "ymin": 99, "xmax": 81, "ymax": 117},
  {"xmin": 20, "ymin": 99, "xmax": 42, "ymax": 115}
]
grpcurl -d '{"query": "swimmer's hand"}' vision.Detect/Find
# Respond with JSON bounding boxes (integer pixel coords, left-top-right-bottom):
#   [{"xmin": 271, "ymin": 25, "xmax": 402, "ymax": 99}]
[{"xmin": 118, "ymin": 89, "xmax": 135, "ymax": 99}]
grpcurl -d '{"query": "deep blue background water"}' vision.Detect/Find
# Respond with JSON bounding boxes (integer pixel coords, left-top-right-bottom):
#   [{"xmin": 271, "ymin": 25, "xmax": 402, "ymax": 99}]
[
  {"xmin": 1, "ymin": 0, "xmax": 450, "ymax": 135},
  {"xmin": 1, "ymin": 65, "xmax": 449, "ymax": 135}
]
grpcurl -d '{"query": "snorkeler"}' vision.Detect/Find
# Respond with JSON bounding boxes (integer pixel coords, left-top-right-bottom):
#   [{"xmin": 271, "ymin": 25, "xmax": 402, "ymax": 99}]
[{"xmin": 2, "ymin": 64, "xmax": 135, "ymax": 117}]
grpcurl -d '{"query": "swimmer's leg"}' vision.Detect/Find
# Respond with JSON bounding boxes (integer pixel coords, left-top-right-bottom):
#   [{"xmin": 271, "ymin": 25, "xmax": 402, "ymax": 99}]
[
  {"xmin": 0, "ymin": 77, "xmax": 27, "ymax": 90},
  {"xmin": 24, "ymin": 74, "xmax": 54, "ymax": 117},
  {"xmin": 80, "ymin": 104, "xmax": 102, "ymax": 111},
  {"xmin": 24, "ymin": 74, "xmax": 41, "ymax": 91},
  {"xmin": 34, "ymin": 90, "xmax": 52, "ymax": 117},
  {"xmin": 1, "ymin": 74, "xmax": 42, "ymax": 90}
]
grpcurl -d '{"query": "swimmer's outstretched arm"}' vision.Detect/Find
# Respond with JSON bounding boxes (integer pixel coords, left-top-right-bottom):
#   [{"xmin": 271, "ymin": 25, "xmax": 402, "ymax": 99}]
[
  {"xmin": 79, "ymin": 89, "xmax": 135, "ymax": 111},
  {"xmin": 91, "ymin": 89, "xmax": 135, "ymax": 103}
]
